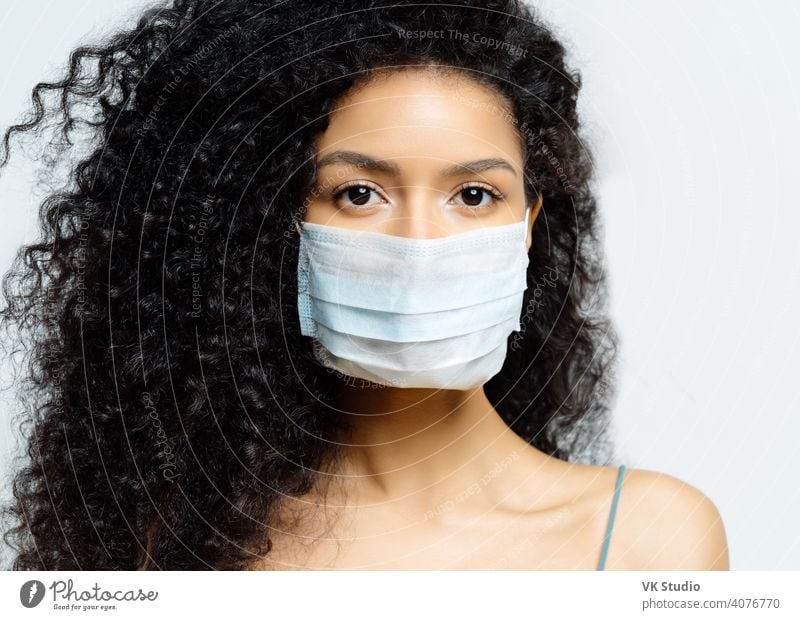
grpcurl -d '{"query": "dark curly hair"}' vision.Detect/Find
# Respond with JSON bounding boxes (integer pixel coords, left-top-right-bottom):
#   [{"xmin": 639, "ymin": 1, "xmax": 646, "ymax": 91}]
[{"xmin": 0, "ymin": 0, "xmax": 618, "ymax": 570}]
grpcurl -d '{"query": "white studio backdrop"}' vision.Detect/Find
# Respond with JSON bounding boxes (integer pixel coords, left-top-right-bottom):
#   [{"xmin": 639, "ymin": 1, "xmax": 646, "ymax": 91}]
[{"xmin": 0, "ymin": 0, "xmax": 798, "ymax": 570}]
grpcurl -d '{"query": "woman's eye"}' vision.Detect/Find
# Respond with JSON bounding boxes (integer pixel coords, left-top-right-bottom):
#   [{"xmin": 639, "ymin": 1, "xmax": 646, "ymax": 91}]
[
  {"xmin": 333, "ymin": 184, "xmax": 385, "ymax": 209},
  {"xmin": 451, "ymin": 186, "xmax": 503, "ymax": 209}
]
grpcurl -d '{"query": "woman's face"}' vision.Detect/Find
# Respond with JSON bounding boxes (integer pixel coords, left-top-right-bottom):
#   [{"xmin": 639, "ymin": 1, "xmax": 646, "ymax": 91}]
[{"xmin": 304, "ymin": 68, "xmax": 538, "ymax": 247}]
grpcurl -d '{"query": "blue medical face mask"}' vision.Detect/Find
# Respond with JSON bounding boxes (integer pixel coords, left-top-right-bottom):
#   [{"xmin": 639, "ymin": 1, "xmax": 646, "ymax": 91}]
[{"xmin": 297, "ymin": 208, "xmax": 532, "ymax": 390}]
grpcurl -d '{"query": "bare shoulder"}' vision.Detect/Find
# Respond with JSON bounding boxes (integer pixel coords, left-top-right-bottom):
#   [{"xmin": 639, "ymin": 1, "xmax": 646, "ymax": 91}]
[{"xmin": 605, "ymin": 467, "xmax": 730, "ymax": 570}]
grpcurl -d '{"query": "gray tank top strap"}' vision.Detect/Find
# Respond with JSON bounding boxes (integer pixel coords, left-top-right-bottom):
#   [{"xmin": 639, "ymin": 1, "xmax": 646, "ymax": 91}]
[{"xmin": 597, "ymin": 464, "xmax": 626, "ymax": 570}]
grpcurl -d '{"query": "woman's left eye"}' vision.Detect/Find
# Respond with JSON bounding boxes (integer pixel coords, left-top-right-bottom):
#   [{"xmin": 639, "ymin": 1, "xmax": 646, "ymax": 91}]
[{"xmin": 450, "ymin": 186, "xmax": 504, "ymax": 209}]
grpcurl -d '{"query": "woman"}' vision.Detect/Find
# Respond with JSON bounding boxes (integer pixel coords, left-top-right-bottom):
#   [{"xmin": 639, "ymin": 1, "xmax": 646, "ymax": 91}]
[{"xmin": 0, "ymin": 0, "xmax": 728, "ymax": 570}]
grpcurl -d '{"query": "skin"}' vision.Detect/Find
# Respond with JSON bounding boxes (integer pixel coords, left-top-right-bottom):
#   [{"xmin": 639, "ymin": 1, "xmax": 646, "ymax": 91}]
[{"xmin": 256, "ymin": 68, "xmax": 730, "ymax": 570}]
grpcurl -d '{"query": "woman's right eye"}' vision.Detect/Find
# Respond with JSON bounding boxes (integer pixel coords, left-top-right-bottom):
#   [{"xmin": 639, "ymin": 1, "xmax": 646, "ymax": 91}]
[{"xmin": 332, "ymin": 183, "xmax": 386, "ymax": 210}]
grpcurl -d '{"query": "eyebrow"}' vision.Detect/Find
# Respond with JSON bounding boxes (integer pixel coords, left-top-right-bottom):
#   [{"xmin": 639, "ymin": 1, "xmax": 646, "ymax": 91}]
[{"xmin": 315, "ymin": 150, "xmax": 517, "ymax": 177}]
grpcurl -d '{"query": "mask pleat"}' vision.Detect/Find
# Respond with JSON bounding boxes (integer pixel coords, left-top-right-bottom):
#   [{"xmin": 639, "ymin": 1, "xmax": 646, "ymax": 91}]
[
  {"xmin": 314, "ymin": 317, "xmax": 520, "ymax": 372},
  {"xmin": 306, "ymin": 293, "xmax": 525, "ymax": 342},
  {"xmin": 313, "ymin": 339, "xmax": 510, "ymax": 391}
]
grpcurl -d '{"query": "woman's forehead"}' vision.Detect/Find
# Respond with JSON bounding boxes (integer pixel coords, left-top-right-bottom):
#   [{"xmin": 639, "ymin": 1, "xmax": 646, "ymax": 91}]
[{"xmin": 314, "ymin": 68, "xmax": 524, "ymax": 174}]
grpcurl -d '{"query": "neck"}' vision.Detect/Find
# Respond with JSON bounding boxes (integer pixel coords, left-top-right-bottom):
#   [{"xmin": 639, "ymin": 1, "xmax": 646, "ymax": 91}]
[{"xmin": 330, "ymin": 380, "xmax": 535, "ymax": 512}]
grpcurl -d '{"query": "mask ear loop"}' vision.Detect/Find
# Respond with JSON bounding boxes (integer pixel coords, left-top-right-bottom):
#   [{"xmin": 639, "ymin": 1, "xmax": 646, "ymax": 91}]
[
  {"xmin": 294, "ymin": 218, "xmax": 302, "ymax": 235},
  {"xmin": 523, "ymin": 200, "xmax": 533, "ymax": 244}
]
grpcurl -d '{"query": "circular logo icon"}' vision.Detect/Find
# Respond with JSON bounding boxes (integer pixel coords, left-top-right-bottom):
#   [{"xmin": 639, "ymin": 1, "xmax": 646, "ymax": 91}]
[{"xmin": 20, "ymin": 580, "xmax": 45, "ymax": 608}]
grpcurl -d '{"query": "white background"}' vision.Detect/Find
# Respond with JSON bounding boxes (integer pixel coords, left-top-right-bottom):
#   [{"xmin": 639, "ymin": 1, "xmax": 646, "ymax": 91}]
[{"xmin": 0, "ymin": 0, "xmax": 798, "ymax": 570}]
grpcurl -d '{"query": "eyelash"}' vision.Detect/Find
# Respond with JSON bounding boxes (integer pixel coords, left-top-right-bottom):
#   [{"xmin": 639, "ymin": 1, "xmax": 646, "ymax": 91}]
[
  {"xmin": 453, "ymin": 182, "xmax": 506, "ymax": 208},
  {"xmin": 330, "ymin": 181, "xmax": 506, "ymax": 210}
]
